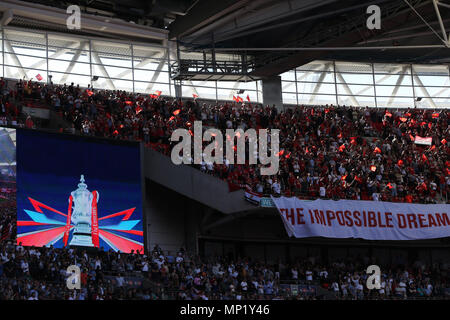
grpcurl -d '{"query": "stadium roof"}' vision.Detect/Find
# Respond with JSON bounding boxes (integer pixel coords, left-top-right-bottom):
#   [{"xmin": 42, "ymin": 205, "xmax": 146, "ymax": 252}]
[
  {"xmin": 168, "ymin": 0, "xmax": 450, "ymax": 77},
  {"xmin": 6, "ymin": 0, "xmax": 450, "ymax": 78}
]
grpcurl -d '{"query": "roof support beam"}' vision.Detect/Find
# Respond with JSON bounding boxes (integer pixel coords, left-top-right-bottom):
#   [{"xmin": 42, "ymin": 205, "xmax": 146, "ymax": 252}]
[
  {"xmin": 386, "ymin": 66, "xmax": 407, "ymax": 107},
  {"xmin": 432, "ymin": 0, "xmax": 450, "ymax": 46},
  {"xmin": 412, "ymin": 73, "xmax": 438, "ymax": 109},
  {"xmin": 60, "ymin": 41, "xmax": 88, "ymax": 84}
]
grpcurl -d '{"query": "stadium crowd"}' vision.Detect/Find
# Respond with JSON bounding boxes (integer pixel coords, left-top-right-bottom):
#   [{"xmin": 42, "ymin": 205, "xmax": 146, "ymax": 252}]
[
  {"xmin": 0, "ymin": 78, "xmax": 449, "ymax": 300},
  {"xmin": 0, "ymin": 241, "xmax": 448, "ymax": 300},
  {"xmin": 0, "ymin": 78, "xmax": 449, "ymax": 204}
]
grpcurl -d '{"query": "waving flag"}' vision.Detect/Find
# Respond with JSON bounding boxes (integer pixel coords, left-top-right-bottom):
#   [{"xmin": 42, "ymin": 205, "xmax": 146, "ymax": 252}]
[{"xmin": 415, "ymin": 136, "xmax": 432, "ymax": 146}]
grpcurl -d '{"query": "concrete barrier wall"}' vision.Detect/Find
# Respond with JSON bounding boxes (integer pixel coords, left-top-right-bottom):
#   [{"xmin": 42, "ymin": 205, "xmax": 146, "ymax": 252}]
[{"xmin": 143, "ymin": 147, "xmax": 257, "ymax": 214}]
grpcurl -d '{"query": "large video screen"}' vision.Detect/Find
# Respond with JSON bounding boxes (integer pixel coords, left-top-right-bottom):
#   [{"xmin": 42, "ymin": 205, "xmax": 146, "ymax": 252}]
[{"xmin": 15, "ymin": 129, "xmax": 144, "ymax": 253}]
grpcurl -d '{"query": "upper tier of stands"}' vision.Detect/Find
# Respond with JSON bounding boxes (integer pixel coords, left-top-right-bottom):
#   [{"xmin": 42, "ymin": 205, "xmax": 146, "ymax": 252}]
[{"xmin": 0, "ymin": 77, "xmax": 449, "ymax": 204}]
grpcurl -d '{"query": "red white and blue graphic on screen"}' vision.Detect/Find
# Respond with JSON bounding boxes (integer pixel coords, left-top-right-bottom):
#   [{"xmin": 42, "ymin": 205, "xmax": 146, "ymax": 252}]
[
  {"xmin": 16, "ymin": 129, "xmax": 144, "ymax": 253},
  {"xmin": 17, "ymin": 193, "xmax": 144, "ymax": 253}
]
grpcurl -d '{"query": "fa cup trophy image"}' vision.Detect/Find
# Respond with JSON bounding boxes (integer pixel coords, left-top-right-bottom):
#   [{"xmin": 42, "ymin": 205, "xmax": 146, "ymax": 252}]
[{"xmin": 69, "ymin": 175, "xmax": 100, "ymax": 247}]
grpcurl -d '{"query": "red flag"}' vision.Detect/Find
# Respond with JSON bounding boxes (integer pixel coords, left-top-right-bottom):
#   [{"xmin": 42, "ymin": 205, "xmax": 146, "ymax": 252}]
[
  {"xmin": 370, "ymin": 165, "xmax": 377, "ymax": 172},
  {"xmin": 155, "ymin": 90, "xmax": 162, "ymax": 97},
  {"xmin": 150, "ymin": 94, "xmax": 157, "ymax": 99},
  {"xmin": 35, "ymin": 74, "xmax": 43, "ymax": 81},
  {"xmin": 173, "ymin": 109, "xmax": 181, "ymax": 116},
  {"xmin": 374, "ymin": 147, "xmax": 381, "ymax": 154},
  {"xmin": 246, "ymin": 94, "xmax": 250, "ymax": 102},
  {"xmin": 387, "ymin": 183, "xmax": 393, "ymax": 189},
  {"xmin": 385, "ymin": 112, "xmax": 392, "ymax": 117},
  {"xmin": 168, "ymin": 116, "xmax": 175, "ymax": 122},
  {"xmin": 113, "ymin": 130, "xmax": 119, "ymax": 135},
  {"xmin": 432, "ymin": 113, "xmax": 439, "ymax": 118},
  {"xmin": 63, "ymin": 195, "xmax": 73, "ymax": 247},
  {"xmin": 341, "ymin": 174, "xmax": 347, "ymax": 181},
  {"xmin": 277, "ymin": 150, "xmax": 285, "ymax": 157},
  {"xmin": 125, "ymin": 100, "xmax": 133, "ymax": 105},
  {"xmin": 337, "ymin": 133, "xmax": 343, "ymax": 139},
  {"xmin": 399, "ymin": 117, "xmax": 407, "ymax": 122},
  {"xmin": 398, "ymin": 159, "xmax": 404, "ymax": 166},
  {"xmin": 350, "ymin": 137, "xmax": 357, "ymax": 145},
  {"xmin": 135, "ymin": 106, "xmax": 142, "ymax": 114},
  {"xmin": 339, "ymin": 144, "xmax": 345, "ymax": 152},
  {"xmin": 285, "ymin": 152, "xmax": 291, "ymax": 159},
  {"xmin": 86, "ymin": 89, "xmax": 94, "ymax": 96},
  {"xmin": 233, "ymin": 96, "xmax": 237, "ymax": 102},
  {"xmin": 188, "ymin": 130, "xmax": 194, "ymax": 136},
  {"xmin": 237, "ymin": 96, "xmax": 243, "ymax": 103},
  {"xmin": 91, "ymin": 191, "xmax": 99, "ymax": 248},
  {"xmin": 422, "ymin": 154, "xmax": 428, "ymax": 161},
  {"xmin": 441, "ymin": 139, "xmax": 447, "ymax": 145},
  {"xmin": 355, "ymin": 175, "xmax": 362, "ymax": 183},
  {"xmin": 193, "ymin": 94, "xmax": 198, "ymax": 99}
]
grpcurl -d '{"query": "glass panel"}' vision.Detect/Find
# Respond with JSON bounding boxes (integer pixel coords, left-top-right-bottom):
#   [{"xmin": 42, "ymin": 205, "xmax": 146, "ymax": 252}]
[
  {"xmin": 133, "ymin": 58, "xmax": 168, "ymax": 72},
  {"xmin": 5, "ymin": 66, "xmax": 47, "ymax": 81},
  {"xmin": 336, "ymin": 72, "xmax": 373, "ymax": 85},
  {"xmin": 48, "ymin": 60, "xmax": 90, "ymax": 76},
  {"xmin": 282, "ymin": 81, "xmax": 296, "ymax": 93},
  {"xmin": 296, "ymin": 71, "xmax": 335, "ymax": 83},
  {"xmin": 4, "ymin": 53, "xmax": 46, "ymax": 69},
  {"xmin": 133, "ymin": 45, "xmax": 167, "ymax": 60},
  {"xmin": 50, "ymin": 72, "xmax": 91, "ymax": 87},
  {"xmin": 375, "ymin": 74, "xmax": 412, "ymax": 86},
  {"xmin": 282, "ymin": 92, "xmax": 297, "ymax": 105},
  {"xmin": 376, "ymin": 96, "xmax": 414, "ymax": 108},
  {"xmin": 134, "ymin": 69, "xmax": 169, "ymax": 83},
  {"xmin": 280, "ymin": 70, "xmax": 296, "ymax": 81},
  {"xmin": 337, "ymin": 95, "xmax": 376, "ymax": 107},
  {"xmin": 373, "ymin": 63, "xmax": 411, "ymax": 75},
  {"xmin": 298, "ymin": 93, "xmax": 336, "ymax": 106},
  {"xmin": 299, "ymin": 82, "xmax": 336, "ymax": 95},
  {"xmin": 47, "ymin": 46, "xmax": 90, "ymax": 63}
]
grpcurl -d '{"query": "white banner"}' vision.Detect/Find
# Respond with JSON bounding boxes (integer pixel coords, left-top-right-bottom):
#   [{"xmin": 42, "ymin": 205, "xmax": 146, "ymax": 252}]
[
  {"xmin": 271, "ymin": 197, "xmax": 450, "ymax": 240},
  {"xmin": 414, "ymin": 136, "xmax": 432, "ymax": 145}
]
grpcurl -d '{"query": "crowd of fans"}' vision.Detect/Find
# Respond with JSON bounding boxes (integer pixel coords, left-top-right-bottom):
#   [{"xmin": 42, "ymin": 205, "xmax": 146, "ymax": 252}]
[
  {"xmin": 0, "ymin": 202, "xmax": 15, "ymax": 243},
  {"xmin": 1, "ymin": 78, "xmax": 448, "ymax": 204},
  {"xmin": 0, "ymin": 241, "xmax": 448, "ymax": 300},
  {"xmin": 0, "ymin": 78, "xmax": 449, "ymax": 300}
]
